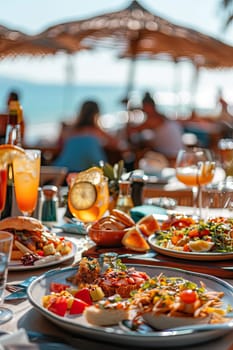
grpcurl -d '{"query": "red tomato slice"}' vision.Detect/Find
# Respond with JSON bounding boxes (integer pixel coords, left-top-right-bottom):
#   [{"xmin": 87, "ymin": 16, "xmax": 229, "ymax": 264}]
[
  {"xmin": 48, "ymin": 296, "xmax": 68, "ymax": 316},
  {"xmin": 69, "ymin": 298, "xmax": 88, "ymax": 315},
  {"xmin": 74, "ymin": 288, "xmax": 92, "ymax": 305},
  {"xmin": 50, "ymin": 282, "xmax": 70, "ymax": 293},
  {"xmin": 180, "ymin": 290, "xmax": 197, "ymax": 304}
]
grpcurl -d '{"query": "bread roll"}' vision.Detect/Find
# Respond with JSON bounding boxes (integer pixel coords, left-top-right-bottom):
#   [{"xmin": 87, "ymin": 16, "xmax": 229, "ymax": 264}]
[
  {"xmin": 111, "ymin": 209, "xmax": 135, "ymax": 227},
  {"xmin": 0, "ymin": 216, "xmax": 44, "ymax": 232}
]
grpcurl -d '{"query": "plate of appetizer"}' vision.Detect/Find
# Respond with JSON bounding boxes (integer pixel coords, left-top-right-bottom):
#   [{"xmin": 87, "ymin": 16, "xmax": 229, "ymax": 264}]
[
  {"xmin": 148, "ymin": 215, "xmax": 233, "ymax": 261},
  {"xmin": 27, "ymin": 257, "xmax": 233, "ymax": 348},
  {"xmin": 0, "ymin": 216, "xmax": 76, "ymax": 270}
]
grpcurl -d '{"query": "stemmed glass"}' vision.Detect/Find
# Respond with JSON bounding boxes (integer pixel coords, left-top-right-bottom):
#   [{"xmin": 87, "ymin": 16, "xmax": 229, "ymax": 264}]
[
  {"xmin": 13, "ymin": 149, "xmax": 41, "ymax": 216},
  {"xmin": 175, "ymin": 148, "xmax": 215, "ymax": 218},
  {"xmin": 0, "ymin": 231, "xmax": 13, "ymax": 324}
]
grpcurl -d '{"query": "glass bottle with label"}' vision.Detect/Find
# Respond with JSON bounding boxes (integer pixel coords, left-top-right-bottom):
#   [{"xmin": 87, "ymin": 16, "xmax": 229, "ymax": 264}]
[
  {"xmin": 5, "ymin": 101, "xmax": 22, "ymax": 146},
  {"xmin": 115, "ymin": 180, "xmax": 134, "ymax": 215},
  {"xmin": 2, "ymin": 101, "xmax": 22, "ymax": 219}
]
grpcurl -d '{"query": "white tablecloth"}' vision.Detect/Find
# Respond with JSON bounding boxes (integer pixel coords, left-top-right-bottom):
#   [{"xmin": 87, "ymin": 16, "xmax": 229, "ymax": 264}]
[{"xmin": 2, "ymin": 208, "xmax": 233, "ymax": 350}]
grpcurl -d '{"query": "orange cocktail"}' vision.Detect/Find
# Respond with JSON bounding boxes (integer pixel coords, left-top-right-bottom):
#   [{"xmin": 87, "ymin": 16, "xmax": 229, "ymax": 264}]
[
  {"xmin": 175, "ymin": 148, "xmax": 216, "ymax": 219},
  {"xmin": 68, "ymin": 167, "xmax": 109, "ymax": 223},
  {"xmin": 176, "ymin": 162, "xmax": 215, "ymax": 187},
  {"xmin": 13, "ymin": 149, "xmax": 41, "ymax": 216}
]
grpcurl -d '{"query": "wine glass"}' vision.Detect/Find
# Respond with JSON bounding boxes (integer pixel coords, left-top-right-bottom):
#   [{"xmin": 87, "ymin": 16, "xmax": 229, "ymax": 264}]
[
  {"xmin": 175, "ymin": 148, "xmax": 215, "ymax": 218},
  {"xmin": 13, "ymin": 149, "xmax": 41, "ymax": 216},
  {"xmin": 0, "ymin": 231, "xmax": 13, "ymax": 324}
]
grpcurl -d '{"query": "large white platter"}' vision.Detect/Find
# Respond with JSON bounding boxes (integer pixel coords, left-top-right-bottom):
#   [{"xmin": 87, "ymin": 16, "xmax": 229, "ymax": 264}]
[
  {"xmin": 148, "ymin": 235, "xmax": 233, "ymax": 261},
  {"xmin": 8, "ymin": 239, "xmax": 77, "ymax": 271},
  {"xmin": 27, "ymin": 265, "xmax": 233, "ymax": 348}
]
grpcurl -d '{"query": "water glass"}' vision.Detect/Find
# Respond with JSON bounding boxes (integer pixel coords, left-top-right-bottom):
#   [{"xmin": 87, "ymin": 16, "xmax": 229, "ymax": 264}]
[
  {"xmin": 0, "ymin": 231, "xmax": 13, "ymax": 324},
  {"xmin": 202, "ymin": 178, "xmax": 233, "ymax": 217}
]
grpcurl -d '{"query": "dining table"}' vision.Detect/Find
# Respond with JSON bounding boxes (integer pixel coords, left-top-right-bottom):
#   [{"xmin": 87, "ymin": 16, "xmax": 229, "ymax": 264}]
[{"xmin": 1, "ymin": 206, "xmax": 233, "ymax": 350}]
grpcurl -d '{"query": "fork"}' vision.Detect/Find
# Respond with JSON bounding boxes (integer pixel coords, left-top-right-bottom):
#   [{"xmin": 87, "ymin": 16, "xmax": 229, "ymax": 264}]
[
  {"xmin": 5, "ymin": 276, "xmax": 37, "ymax": 298},
  {"xmin": 5, "ymin": 285, "xmax": 25, "ymax": 293},
  {"xmin": 6, "ymin": 276, "xmax": 36, "ymax": 292}
]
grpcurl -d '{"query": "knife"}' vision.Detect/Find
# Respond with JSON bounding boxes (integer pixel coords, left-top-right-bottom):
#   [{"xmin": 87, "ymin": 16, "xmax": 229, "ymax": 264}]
[{"xmin": 4, "ymin": 290, "xmax": 28, "ymax": 301}]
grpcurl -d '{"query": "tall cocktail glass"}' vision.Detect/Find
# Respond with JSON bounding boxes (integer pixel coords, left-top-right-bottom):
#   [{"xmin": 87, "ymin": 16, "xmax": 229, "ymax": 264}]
[{"xmin": 13, "ymin": 149, "xmax": 41, "ymax": 216}]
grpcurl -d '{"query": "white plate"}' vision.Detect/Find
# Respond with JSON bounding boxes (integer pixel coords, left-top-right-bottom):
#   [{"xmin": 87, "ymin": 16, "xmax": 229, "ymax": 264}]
[
  {"xmin": 148, "ymin": 235, "xmax": 233, "ymax": 261},
  {"xmin": 8, "ymin": 239, "xmax": 77, "ymax": 271},
  {"xmin": 27, "ymin": 265, "xmax": 233, "ymax": 348}
]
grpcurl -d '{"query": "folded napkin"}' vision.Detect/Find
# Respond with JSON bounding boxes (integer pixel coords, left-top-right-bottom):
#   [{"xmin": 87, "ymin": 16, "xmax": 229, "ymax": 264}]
[
  {"xmin": 0, "ymin": 329, "xmax": 38, "ymax": 349},
  {"xmin": 53, "ymin": 222, "xmax": 87, "ymax": 235},
  {"xmin": 130, "ymin": 205, "xmax": 167, "ymax": 222}
]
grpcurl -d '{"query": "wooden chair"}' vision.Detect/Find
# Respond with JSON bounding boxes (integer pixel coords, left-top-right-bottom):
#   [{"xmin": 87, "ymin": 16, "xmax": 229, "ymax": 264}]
[
  {"xmin": 40, "ymin": 166, "xmax": 68, "ymax": 187},
  {"xmin": 143, "ymin": 186, "xmax": 193, "ymax": 206}
]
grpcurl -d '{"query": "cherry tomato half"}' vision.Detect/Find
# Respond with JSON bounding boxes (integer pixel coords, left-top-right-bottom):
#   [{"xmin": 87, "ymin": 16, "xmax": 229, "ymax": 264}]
[{"xmin": 179, "ymin": 289, "xmax": 197, "ymax": 304}]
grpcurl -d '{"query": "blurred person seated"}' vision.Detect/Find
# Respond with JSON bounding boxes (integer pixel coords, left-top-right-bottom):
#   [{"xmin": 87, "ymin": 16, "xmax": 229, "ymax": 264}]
[
  {"xmin": 58, "ymin": 100, "xmax": 119, "ymax": 151},
  {"xmin": 52, "ymin": 134, "xmax": 107, "ymax": 173},
  {"xmin": 127, "ymin": 91, "xmax": 183, "ymax": 159},
  {"xmin": 216, "ymin": 89, "xmax": 233, "ymax": 137}
]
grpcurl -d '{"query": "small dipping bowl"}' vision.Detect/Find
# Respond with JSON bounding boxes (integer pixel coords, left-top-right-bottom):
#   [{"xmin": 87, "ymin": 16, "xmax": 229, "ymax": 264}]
[{"xmin": 88, "ymin": 225, "xmax": 126, "ymax": 247}]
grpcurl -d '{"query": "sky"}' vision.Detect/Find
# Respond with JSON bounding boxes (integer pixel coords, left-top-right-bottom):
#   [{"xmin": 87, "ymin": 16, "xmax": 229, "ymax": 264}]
[{"xmin": 1, "ymin": 0, "xmax": 233, "ymax": 104}]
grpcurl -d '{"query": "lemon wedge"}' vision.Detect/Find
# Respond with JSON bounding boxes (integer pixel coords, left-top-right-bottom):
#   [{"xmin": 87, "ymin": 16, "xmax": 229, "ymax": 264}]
[
  {"xmin": 69, "ymin": 181, "xmax": 97, "ymax": 210},
  {"xmin": 0, "ymin": 144, "xmax": 25, "ymax": 164},
  {"xmin": 74, "ymin": 167, "xmax": 103, "ymax": 185}
]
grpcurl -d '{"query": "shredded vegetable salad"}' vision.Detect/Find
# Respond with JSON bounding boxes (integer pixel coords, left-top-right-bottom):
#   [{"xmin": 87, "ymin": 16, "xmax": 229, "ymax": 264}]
[
  {"xmin": 130, "ymin": 273, "xmax": 231, "ymax": 323},
  {"xmin": 156, "ymin": 216, "xmax": 233, "ymax": 253}
]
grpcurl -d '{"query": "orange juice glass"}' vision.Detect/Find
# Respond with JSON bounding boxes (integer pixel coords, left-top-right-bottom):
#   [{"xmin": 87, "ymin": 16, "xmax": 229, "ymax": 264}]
[
  {"xmin": 176, "ymin": 148, "xmax": 215, "ymax": 218},
  {"xmin": 176, "ymin": 161, "xmax": 215, "ymax": 187},
  {"xmin": 68, "ymin": 168, "xmax": 109, "ymax": 223},
  {"xmin": 13, "ymin": 149, "xmax": 41, "ymax": 216}
]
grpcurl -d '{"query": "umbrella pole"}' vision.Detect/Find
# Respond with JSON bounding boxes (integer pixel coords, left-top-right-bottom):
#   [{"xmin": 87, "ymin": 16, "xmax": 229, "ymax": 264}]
[
  {"xmin": 190, "ymin": 64, "xmax": 200, "ymax": 115},
  {"xmin": 173, "ymin": 59, "xmax": 180, "ymax": 118},
  {"xmin": 125, "ymin": 56, "xmax": 137, "ymax": 98},
  {"xmin": 62, "ymin": 54, "xmax": 76, "ymax": 119}
]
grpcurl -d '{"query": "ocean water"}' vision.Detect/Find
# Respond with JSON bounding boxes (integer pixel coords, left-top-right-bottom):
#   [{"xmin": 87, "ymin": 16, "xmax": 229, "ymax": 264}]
[
  {"xmin": 0, "ymin": 76, "xmax": 131, "ymax": 145},
  {"xmin": 0, "ymin": 75, "xmax": 214, "ymax": 145}
]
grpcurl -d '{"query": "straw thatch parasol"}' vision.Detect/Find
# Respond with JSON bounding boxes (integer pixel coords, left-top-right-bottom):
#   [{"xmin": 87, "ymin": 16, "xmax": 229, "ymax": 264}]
[
  {"xmin": 36, "ymin": 0, "xmax": 233, "ymax": 96},
  {"xmin": 0, "ymin": 24, "xmax": 29, "ymax": 56}
]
